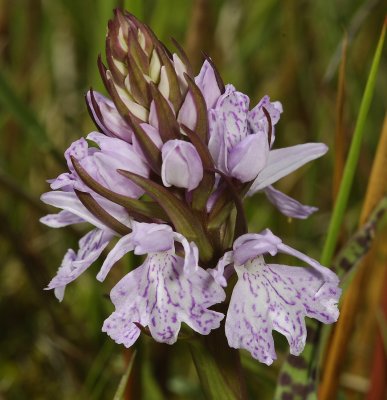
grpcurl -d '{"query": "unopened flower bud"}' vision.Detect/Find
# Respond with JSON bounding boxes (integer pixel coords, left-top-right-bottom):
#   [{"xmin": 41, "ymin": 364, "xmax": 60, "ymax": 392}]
[{"xmin": 161, "ymin": 139, "xmax": 203, "ymax": 191}]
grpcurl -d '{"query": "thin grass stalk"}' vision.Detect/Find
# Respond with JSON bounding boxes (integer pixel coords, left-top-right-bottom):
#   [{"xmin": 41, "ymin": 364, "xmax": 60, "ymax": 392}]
[
  {"xmin": 332, "ymin": 34, "xmax": 348, "ymax": 201},
  {"xmin": 113, "ymin": 350, "xmax": 137, "ymax": 400},
  {"xmin": 320, "ymin": 19, "xmax": 386, "ymax": 267},
  {"xmin": 319, "ymin": 113, "xmax": 387, "ymax": 398}
]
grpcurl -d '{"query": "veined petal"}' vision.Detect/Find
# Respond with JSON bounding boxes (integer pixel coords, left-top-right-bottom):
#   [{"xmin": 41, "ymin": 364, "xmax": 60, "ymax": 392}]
[
  {"xmin": 248, "ymin": 95, "xmax": 282, "ymax": 146},
  {"xmin": 98, "ymin": 223, "xmax": 201, "ymax": 281},
  {"xmin": 46, "ymin": 229, "xmax": 113, "ymax": 301},
  {"xmin": 225, "ymin": 256, "xmax": 340, "ymax": 365},
  {"xmin": 208, "ymin": 110, "xmax": 228, "ymax": 173},
  {"xmin": 97, "ymin": 223, "xmax": 175, "ymax": 282},
  {"xmin": 216, "ymin": 85, "xmax": 249, "ymax": 148},
  {"xmin": 248, "ymin": 143, "xmax": 328, "ymax": 195},
  {"xmin": 64, "ymin": 138, "xmax": 89, "ymax": 172},
  {"xmin": 264, "ymin": 185, "xmax": 318, "ymax": 219},
  {"xmin": 226, "ymin": 230, "xmax": 341, "ymax": 364},
  {"xmin": 87, "ymin": 132, "xmax": 150, "ymax": 198},
  {"xmin": 103, "ymin": 251, "xmax": 225, "ymax": 346},
  {"xmin": 40, "ymin": 210, "xmax": 85, "ymax": 228}
]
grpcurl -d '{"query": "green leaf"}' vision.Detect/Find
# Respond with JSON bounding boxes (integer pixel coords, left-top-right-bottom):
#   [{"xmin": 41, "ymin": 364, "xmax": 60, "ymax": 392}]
[
  {"xmin": 112, "ymin": 350, "xmax": 137, "ymax": 400},
  {"xmin": 155, "ymin": 44, "xmax": 182, "ymax": 111},
  {"xmin": 74, "ymin": 189, "xmax": 131, "ymax": 235},
  {"xmin": 184, "ymin": 73, "xmax": 209, "ymax": 143},
  {"xmin": 182, "ymin": 125, "xmax": 215, "ymax": 211},
  {"xmin": 125, "ymin": 115, "xmax": 162, "ymax": 174},
  {"xmin": 71, "ymin": 156, "xmax": 168, "ymax": 222},
  {"xmin": 320, "ymin": 20, "xmax": 386, "ymax": 267},
  {"xmin": 149, "ymin": 82, "xmax": 180, "ymax": 142},
  {"xmin": 190, "ymin": 329, "xmax": 248, "ymax": 400},
  {"xmin": 118, "ymin": 169, "xmax": 214, "ymax": 262}
]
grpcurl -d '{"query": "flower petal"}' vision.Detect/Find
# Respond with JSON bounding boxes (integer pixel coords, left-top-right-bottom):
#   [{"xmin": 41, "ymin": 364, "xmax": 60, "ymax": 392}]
[
  {"xmin": 41, "ymin": 191, "xmax": 111, "ymax": 231},
  {"xmin": 195, "ymin": 60, "xmax": 221, "ymax": 109},
  {"xmin": 98, "ymin": 223, "xmax": 188, "ymax": 281},
  {"xmin": 87, "ymin": 132, "xmax": 150, "ymax": 198},
  {"xmin": 233, "ymin": 230, "xmax": 282, "ymax": 265},
  {"xmin": 161, "ymin": 139, "xmax": 203, "ymax": 190},
  {"xmin": 209, "ymin": 251, "xmax": 233, "ymax": 287},
  {"xmin": 227, "ymin": 132, "xmax": 269, "ymax": 182},
  {"xmin": 132, "ymin": 223, "xmax": 174, "ymax": 254},
  {"xmin": 208, "ymin": 110, "xmax": 228, "ymax": 173},
  {"xmin": 226, "ymin": 230, "xmax": 341, "ymax": 363},
  {"xmin": 103, "ymin": 252, "xmax": 225, "ymax": 346},
  {"xmin": 86, "ymin": 90, "xmax": 133, "ymax": 142},
  {"xmin": 46, "ymin": 229, "xmax": 113, "ymax": 301},
  {"xmin": 97, "ymin": 233, "xmax": 134, "ymax": 282},
  {"xmin": 248, "ymin": 143, "xmax": 328, "ymax": 195},
  {"xmin": 264, "ymin": 185, "xmax": 318, "ymax": 219},
  {"xmin": 177, "ymin": 91, "xmax": 196, "ymax": 131},
  {"xmin": 248, "ymin": 95, "xmax": 282, "ymax": 146},
  {"xmin": 41, "ymin": 191, "xmax": 131, "ymax": 231},
  {"xmin": 225, "ymin": 256, "xmax": 340, "ymax": 365},
  {"xmin": 40, "ymin": 210, "xmax": 85, "ymax": 228},
  {"xmin": 216, "ymin": 85, "xmax": 250, "ymax": 148}
]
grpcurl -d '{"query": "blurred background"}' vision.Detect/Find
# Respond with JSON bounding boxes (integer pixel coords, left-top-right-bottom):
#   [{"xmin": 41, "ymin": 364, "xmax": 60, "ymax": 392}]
[{"xmin": 0, "ymin": 0, "xmax": 386, "ymax": 399}]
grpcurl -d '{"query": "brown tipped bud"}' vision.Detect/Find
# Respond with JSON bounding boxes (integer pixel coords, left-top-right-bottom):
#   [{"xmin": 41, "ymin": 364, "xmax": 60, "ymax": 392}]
[{"xmin": 101, "ymin": 10, "xmax": 192, "ymax": 124}]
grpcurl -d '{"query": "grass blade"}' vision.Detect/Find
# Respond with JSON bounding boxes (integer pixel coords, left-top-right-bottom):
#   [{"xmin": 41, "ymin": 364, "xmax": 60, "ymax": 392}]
[
  {"xmin": 112, "ymin": 350, "xmax": 137, "ymax": 400},
  {"xmin": 320, "ymin": 18, "xmax": 386, "ymax": 267}
]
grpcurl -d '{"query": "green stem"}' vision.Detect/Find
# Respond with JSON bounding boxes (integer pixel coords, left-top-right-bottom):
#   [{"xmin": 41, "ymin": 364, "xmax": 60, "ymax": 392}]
[
  {"xmin": 320, "ymin": 20, "xmax": 386, "ymax": 266},
  {"xmin": 190, "ymin": 327, "xmax": 248, "ymax": 400}
]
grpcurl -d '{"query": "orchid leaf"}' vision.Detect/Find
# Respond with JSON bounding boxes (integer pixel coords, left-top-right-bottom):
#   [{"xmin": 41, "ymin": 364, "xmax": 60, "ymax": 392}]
[
  {"xmin": 155, "ymin": 44, "xmax": 182, "ymax": 110},
  {"xmin": 75, "ymin": 189, "xmax": 131, "ymax": 236},
  {"xmin": 171, "ymin": 37, "xmax": 194, "ymax": 77},
  {"xmin": 126, "ymin": 54, "xmax": 151, "ymax": 106},
  {"xmin": 125, "ymin": 116, "xmax": 162, "ymax": 174},
  {"xmin": 118, "ymin": 169, "xmax": 214, "ymax": 262},
  {"xmin": 71, "ymin": 157, "xmax": 167, "ymax": 222},
  {"xmin": 128, "ymin": 29, "xmax": 150, "ymax": 75},
  {"xmin": 150, "ymin": 82, "xmax": 180, "ymax": 141},
  {"xmin": 184, "ymin": 73, "xmax": 209, "ymax": 143},
  {"xmin": 182, "ymin": 125, "xmax": 215, "ymax": 211}
]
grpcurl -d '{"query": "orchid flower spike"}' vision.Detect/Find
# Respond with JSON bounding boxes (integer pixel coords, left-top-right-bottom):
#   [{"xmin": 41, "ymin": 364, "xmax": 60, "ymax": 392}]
[{"xmin": 41, "ymin": 9, "xmax": 340, "ymax": 366}]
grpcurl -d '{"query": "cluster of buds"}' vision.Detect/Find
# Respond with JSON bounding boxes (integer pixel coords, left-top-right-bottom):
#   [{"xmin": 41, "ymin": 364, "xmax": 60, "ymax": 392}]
[{"xmin": 41, "ymin": 9, "xmax": 340, "ymax": 365}]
